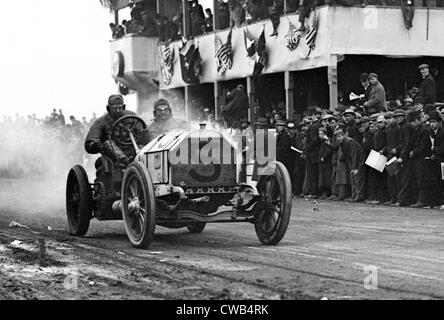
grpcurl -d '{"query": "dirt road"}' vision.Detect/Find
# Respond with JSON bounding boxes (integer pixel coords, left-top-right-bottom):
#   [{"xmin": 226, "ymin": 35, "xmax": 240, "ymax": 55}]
[{"xmin": 1, "ymin": 178, "xmax": 444, "ymax": 300}]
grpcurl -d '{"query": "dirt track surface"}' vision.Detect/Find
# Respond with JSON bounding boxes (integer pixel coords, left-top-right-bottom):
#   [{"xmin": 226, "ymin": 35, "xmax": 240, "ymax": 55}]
[{"xmin": 1, "ymin": 178, "xmax": 444, "ymax": 300}]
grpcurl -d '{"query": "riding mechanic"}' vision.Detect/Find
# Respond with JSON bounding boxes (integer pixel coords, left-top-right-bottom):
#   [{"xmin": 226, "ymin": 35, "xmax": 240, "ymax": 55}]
[{"xmin": 147, "ymin": 98, "xmax": 188, "ymax": 135}]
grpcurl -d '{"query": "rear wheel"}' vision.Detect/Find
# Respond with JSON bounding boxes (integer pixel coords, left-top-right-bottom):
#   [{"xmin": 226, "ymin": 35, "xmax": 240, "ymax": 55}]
[
  {"xmin": 122, "ymin": 162, "xmax": 156, "ymax": 249},
  {"xmin": 254, "ymin": 161, "xmax": 292, "ymax": 245},
  {"xmin": 187, "ymin": 222, "xmax": 206, "ymax": 234},
  {"xmin": 66, "ymin": 165, "xmax": 92, "ymax": 236}
]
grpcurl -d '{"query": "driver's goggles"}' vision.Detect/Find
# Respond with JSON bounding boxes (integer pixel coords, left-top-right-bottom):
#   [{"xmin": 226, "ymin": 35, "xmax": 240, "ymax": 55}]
[
  {"xmin": 156, "ymin": 106, "xmax": 171, "ymax": 113},
  {"xmin": 110, "ymin": 105, "xmax": 125, "ymax": 110}
]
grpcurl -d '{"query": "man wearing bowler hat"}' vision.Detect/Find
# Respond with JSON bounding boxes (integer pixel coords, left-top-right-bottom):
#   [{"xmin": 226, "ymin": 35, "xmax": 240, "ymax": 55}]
[{"xmin": 418, "ymin": 64, "xmax": 436, "ymax": 106}]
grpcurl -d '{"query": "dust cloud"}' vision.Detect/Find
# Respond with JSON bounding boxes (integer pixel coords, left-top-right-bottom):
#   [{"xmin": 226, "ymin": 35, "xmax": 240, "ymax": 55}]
[{"xmin": 0, "ymin": 116, "xmax": 97, "ymax": 219}]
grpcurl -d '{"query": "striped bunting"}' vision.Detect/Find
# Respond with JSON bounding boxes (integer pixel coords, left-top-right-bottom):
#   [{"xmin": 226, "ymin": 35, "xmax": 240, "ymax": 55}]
[
  {"xmin": 305, "ymin": 10, "xmax": 319, "ymax": 57},
  {"xmin": 158, "ymin": 43, "xmax": 175, "ymax": 85},
  {"xmin": 215, "ymin": 29, "xmax": 233, "ymax": 75}
]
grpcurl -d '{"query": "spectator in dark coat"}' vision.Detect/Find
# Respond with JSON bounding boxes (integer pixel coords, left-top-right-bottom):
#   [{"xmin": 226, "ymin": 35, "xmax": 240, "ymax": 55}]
[
  {"xmin": 364, "ymin": 73, "xmax": 387, "ymax": 115},
  {"xmin": 318, "ymin": 127, "xmax": 332, "ymax": 199},
  {"xmin": 288, "ymin": 122, "xmax": 305, "ymax": 196},
  {"xmin": 419, "ymin": 64, "xmax": 436, "ymax": 106},
  {"xmin": 409, "ymin": 110, "xmax": 437, "ymax": 208},
  {"xmin": 344, "ymin": 109, "xmax": 362, "ymax": 144},
  {"xmin": 228, "ymin": 0, "xmax": 246, "ymax": 27},
  {"xmin": 385, "ymin": 111, "xmax": 401, "ymax": 205},
  {"xmin": 190, "ymin": 0, "xmax": 205, "ymax": 36},
  {"xmin": 303, "ymin": 107, "xmax": 322, "ymax": 198},
  {"xmin": 429, "ymin": 111, "xmax": 444, "ymax": 208},
  {"xmin": 276, "ymin": 120, "xmax": 292, "ymax": 172},
  {"xmin": 366, "ymin": 115, "xmax": 389, "ymax": 204},
  {"xmin": 395, "ymin": 109, "xmax": 417, "ymax": 206},
  {"xmin": 222, "ymin": 85, "xmax": 249, "ymax": 129}
]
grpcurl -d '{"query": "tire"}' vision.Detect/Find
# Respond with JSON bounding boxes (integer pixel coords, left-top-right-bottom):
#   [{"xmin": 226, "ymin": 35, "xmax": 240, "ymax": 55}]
[
  {"xmin": 187, "ymin": 222, "xmax": 206, "ymax": 234},
  {"xmin": 121, "ymin": 162, "xmax": 156, "ymax": 249},
  {"xmin": 66, "ymin": 165, "xmax": 92, "ymax": 236},
  {"xmin": 254, "ymin": 161, "xmax": 292, "ymax": 245}
]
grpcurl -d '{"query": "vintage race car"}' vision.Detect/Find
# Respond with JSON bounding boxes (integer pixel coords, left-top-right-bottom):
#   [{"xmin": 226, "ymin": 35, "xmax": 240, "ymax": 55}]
[{"xmin": 66, "ymin": 115, "xmax": 292, "ymax": 248}]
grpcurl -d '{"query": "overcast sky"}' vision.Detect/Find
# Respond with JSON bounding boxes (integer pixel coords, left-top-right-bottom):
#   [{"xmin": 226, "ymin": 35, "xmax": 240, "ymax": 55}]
[{"xmin": 0, "ymin": 0, "xmax": 127, "ymax": 120}]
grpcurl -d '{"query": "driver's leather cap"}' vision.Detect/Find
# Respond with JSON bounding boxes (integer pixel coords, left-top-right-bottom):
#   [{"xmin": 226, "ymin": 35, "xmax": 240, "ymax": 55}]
[{"xmin": 108, "ymin": 94, "xmax": 125, "ymax": 107}]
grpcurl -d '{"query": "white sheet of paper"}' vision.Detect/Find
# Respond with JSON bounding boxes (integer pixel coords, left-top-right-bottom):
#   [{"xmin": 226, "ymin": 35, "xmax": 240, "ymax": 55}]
[
  {"xmin": 291, "ymin": 146, "xmax": 302, "ymax": 154},
  {"xmin": 365, "ymin": 150, "xmax": 388, "ymax": 173}
]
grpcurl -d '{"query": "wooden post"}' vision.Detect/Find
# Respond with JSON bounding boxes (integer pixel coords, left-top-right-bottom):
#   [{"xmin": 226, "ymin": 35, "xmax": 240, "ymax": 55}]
[
  {"xmin": 114, "ymin": 10, "xmax": 119, "ymax": 26},
  {"xmin": 285, "ymin": 71, "xmax": 294, "ymax": 119},
  {"xmin": 185, "ymin": 86, "xmax": 190, "ymax": 121},
  {"xmin": 246, "ymin": 77, "xmax": 256, "ymax": 123},
  {"xmin": 156, "ymin": 0, "xmax": 163, "ymax": 15},
  {"xmin": 328, "ymin": 55, "xmax": 338, "ymax": 112},
  {"xmin": 214, "ymin": 82, "xmax": 222, "ymax": 120},
  {"xmin": 213, "ymin": 0, "xmax": 220, "ymax": 31},
  {"xmin": 182, "ymin": 0, "xmax": 190, "ymax": 38}
]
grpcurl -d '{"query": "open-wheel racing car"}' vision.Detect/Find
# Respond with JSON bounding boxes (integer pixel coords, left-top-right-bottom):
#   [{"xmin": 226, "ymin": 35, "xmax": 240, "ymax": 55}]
[{"xmin": 66, "ymin": 115, "xmax": 292, "ymax": 248}]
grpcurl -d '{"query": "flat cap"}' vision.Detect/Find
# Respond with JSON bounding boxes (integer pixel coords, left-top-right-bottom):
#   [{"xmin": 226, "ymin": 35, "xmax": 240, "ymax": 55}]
[
  {"xmin": 419, "ymin": 64, "xmax": 429, "ymax": 70},
  {"xmin": 333, "ymin": 129, "xmax": 344, "ymax": 137},
  {"xmin": 108, "ymin": 94, "xmax": 125, "ymax": 107},
  {"xmin": 393, "ymin": 109, "xmax": 406, "ymax": 117}
]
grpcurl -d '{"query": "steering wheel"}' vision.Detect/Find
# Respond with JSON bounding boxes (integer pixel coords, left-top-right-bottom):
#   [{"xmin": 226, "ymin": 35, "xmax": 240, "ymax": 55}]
[{"xmin": 111, "ymin": 115, "xmax": 147, "ymax": 147}]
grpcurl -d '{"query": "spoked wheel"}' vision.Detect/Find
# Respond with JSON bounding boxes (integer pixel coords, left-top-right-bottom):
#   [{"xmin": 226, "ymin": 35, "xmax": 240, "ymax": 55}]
[
  {"xmin": 66, "ymin": 165, "xmax": 92, "ymax": 236},
  {"xmin": 122, "ymin": 162, "xmax": 156, "ymax": 249},
  {"xmin": 254, "ymin": 161, "xmax": 292, "ymax": 245},
  {"xmin": 187, "ymin": 222, "xmax": 207, "ymax": 234}
]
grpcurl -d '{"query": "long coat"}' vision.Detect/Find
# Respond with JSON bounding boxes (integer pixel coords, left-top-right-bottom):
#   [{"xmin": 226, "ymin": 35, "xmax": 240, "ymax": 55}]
[
  {"xmin": 367, "ymin": 81, "xmax": 387, "ymax": 114},
  {"xmin": 319, "ymin": 140, "xmax": 333, "ymax": 187},
  {"xmin": 340, "ymin": 136, "xmax": 365, "ymax": 171},
  {"xmin": 276, "ymin": 130, "xmax": 292, "ymax": 173},
  {"xmin": 304, "ymin": 120, "xmax": 322, "ymax": 164},
  {"xmin": 411, "ymin": 124, "xmax": 439, "ymax": 188},
  {"xmin": 222, "ymin": 88, "xmax": 249, "ymax": 129},
  {"xmin": 420, "ymin": 73, "xmax": 436, "ymax": 105},
  {"xmin": 386, "ymin": 123, "xmax": 401, "ymax": 160}
]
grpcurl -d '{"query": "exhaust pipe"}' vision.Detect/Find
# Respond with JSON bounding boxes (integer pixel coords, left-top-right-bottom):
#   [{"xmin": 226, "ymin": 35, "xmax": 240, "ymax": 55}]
[{"xmin": 190, "ymin": 196, "xmax": 210, "ymax": 204}]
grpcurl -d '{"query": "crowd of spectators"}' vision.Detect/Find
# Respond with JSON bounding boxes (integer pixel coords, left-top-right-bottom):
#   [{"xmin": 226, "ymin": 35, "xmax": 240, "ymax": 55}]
[
  {"xmin": 0, "ymin": 110, "xmax": 98, "ymax": 180},
  {"xmin": 109, "ymin": 0, "xmax": 444, "ymax": 41}
]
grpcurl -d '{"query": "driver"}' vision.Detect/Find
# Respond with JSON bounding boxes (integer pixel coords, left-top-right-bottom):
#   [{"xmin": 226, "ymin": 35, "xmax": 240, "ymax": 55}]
[
  {"xmin": 85, "ymin": 94, "xmax": 136, "ymax": 167},
  {"xmin": 148, "ymin": 98, "xmax": 187, "ymax": 135}
]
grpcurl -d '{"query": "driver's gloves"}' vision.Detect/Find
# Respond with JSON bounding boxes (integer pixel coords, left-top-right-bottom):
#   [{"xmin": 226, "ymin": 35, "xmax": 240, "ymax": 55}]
[{"xmin": 87, "ymin": 140, "xmax": 104, "ymax": 154}]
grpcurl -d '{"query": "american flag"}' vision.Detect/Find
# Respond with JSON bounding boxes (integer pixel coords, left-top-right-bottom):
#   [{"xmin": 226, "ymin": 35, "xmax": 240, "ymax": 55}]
[
  {"xmin": 285, "ymin": 20, "xmax": 301, "ymax": 51},
  {"xmin": 158, "ymin": 43, "xmax": 175, "ymax": 85},
  {"xmin": 215, "ymin": 29, "xmax": 233, "ymax": 75},
  {"xmin": 305, "ymin": 10, "xmax": 319, "ymax": 55}
]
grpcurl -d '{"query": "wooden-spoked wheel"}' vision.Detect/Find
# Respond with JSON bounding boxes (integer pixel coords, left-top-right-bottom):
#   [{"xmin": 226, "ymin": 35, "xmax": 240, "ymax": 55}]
[
  {"xmin": 121, "ymin": 162, "xmax": 156, "ymax": 249},
  {"xmin": 66, "ymin": 165, "xmax": 92, "ymax": 236},
  {"xmin": 254, "ymin": 161, "xmax": 292, "ymax": 245}
]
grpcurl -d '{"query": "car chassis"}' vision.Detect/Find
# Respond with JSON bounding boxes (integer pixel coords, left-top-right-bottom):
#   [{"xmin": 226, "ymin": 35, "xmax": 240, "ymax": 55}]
[{"xmin": 66, "ymin": 115, "xmax": 292, "ymax": 248}]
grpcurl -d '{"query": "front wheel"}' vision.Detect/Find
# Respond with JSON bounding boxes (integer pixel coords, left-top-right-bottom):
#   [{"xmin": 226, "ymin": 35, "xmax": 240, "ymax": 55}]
[
  {"xmin": 66, "ymin": 165, "xmax": 92, "ymax": 236},
  {"xmin": 254, "ymin": 161, "xmax": 292, "ymax": 245},
  {"xmin": 121, "ymin": 162, "xmax": 156, "ymax": 249}
]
